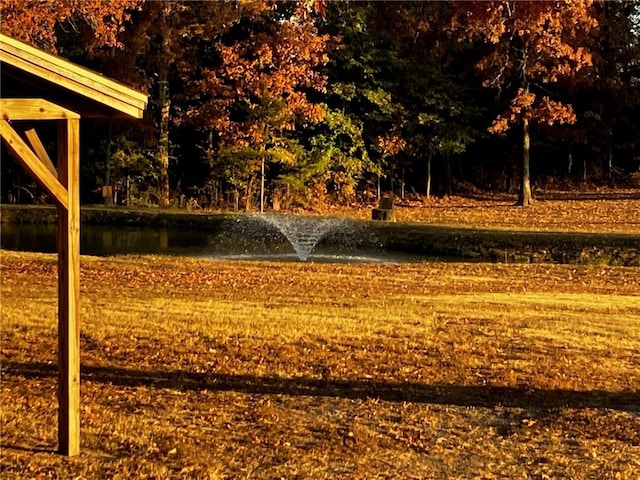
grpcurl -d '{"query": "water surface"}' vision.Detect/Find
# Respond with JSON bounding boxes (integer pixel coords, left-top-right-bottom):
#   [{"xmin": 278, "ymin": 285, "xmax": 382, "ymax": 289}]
[{"xmin": 0, "ymin": 223, "xmax": 428, "ymax": 263}]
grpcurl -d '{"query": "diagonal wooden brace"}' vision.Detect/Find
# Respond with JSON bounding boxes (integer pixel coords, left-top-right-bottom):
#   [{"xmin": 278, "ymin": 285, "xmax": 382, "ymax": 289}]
[
  {"xmin": 24, "ymin": 127, "xmax": 58, "ymax": 179},
  {"xmin": 0, "ymin": 119, "xmax": 68, "ymax": 209}
]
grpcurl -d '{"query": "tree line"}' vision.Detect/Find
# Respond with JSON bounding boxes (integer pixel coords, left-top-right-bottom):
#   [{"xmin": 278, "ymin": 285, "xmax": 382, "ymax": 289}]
[{"xmin": 1, "ymin": 0, "xmax": 639, "ymax": 209}]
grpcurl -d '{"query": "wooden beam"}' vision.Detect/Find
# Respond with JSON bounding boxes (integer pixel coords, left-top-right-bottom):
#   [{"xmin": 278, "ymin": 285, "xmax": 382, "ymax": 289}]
[
  {"xmin": 24, "ymin": 127, "xmax": 58, "ymax": 179},
  {"xmin": 0, "ymin": 120, "xmax": 68, "ymax": 209},
  {"xmin": 0, "ymin": 35, "xmax": 147, "ymax": 118},
  {"xmin": 0, "ymin": 34, "xmax": 148, "ymax": 107},
  {"xmin": 57, "ymin": 117, "xmax": 81, "ymax": 457},
  {"xmin": 1, "ymin": 98, "xmax": 80, "ymax": 121}
]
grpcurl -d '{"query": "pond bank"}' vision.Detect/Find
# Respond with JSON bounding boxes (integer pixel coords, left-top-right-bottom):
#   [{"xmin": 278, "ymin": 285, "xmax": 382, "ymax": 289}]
[{"xmin": 1, "ymin": 204, "xmax": 638, "ymax": 266}]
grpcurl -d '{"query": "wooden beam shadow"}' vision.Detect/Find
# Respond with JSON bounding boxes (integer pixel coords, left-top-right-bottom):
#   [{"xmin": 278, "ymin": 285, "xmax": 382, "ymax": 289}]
[{"xmin": 4, "ymin": 361, "xmax": 640, "ymax": 414}]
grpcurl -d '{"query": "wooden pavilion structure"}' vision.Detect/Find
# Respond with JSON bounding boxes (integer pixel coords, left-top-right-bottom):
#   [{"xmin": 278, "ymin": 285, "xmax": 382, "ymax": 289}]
[{"xmin": 0, "ymin": 33, "xmax": 147, "ymax": 456}]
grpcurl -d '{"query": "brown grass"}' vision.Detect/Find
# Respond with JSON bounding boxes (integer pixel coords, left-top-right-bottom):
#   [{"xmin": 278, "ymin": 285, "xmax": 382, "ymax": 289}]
[{"xmin": 1, "ymin": 249, "xmax": 639, "ymax": 479}]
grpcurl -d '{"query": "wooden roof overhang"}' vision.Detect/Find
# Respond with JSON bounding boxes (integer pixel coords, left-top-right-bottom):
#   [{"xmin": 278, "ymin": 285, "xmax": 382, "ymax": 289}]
[
  {"xmin": 0, "ymin": 33, "xmax": 148, "ymax": 456},
  {"xmin": 1, "ymin": 33, "xmax": 147, "ymax": 118}
]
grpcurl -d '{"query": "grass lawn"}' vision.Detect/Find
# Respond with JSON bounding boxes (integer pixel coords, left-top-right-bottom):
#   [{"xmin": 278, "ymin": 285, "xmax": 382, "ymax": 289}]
[{"xmin": 1, "ymin": 248, "xmax": 639, "ymax": 479}]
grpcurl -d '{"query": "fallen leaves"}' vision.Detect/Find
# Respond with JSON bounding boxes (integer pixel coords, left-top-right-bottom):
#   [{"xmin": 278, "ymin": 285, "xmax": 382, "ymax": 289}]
[{"xmin": 1, "ymin": 250, "xmax": 639, "ymax": 479}]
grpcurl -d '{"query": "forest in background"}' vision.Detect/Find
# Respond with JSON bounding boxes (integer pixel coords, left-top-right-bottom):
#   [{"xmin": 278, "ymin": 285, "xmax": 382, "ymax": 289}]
[{"xmin": 1, "ymin": 0, "xmax": 639, "ymax": 210}]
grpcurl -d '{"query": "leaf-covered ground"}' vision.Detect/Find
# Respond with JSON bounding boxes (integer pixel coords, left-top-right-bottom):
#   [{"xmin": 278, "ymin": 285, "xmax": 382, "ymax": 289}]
[
  {"xmin": 1, "ymin": 249, "xmax": 639, "ymax": 479},
  {"xmin": 320, "ymin": 193, "xmax": 640, "ymax": 234}
]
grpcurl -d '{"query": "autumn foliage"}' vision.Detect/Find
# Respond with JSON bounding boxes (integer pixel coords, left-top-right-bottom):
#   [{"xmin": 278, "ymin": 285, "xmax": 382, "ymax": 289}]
[
  {"xmin": 0, "ymin": 0, "xmax": 141, "ymax": 52},
  {"xmin": 1, "ymin": 0, "xmax": 638, "ymax": 209},
  {"xmin": 184, "ymin": 2, "xmax": 330, "ymax": 148},
  {"xmin": 451, "ymin": 1, "xmax": 601, "ymax": 205},
  {"xmin": 455, "ymin": 0, "xmax": 597, "ymax": 134}
]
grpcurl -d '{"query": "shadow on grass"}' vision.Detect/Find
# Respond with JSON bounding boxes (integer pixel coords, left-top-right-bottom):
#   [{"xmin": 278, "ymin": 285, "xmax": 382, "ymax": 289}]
[
  {"xmin": 4, "ymin": 361, "xmax": 639, "ymax": 412},
  {"xmin": 537, "ymin": 191, "xmax": 640, "ymax": 201},
  {"xmin": 1, "ymin": 444, "xmax": 54, "ymax": 454}
]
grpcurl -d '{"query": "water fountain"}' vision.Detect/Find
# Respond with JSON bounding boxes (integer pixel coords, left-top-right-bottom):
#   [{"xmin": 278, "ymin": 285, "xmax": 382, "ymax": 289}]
[
  {"xmin": 255, "ymin": 214, "xmax": 350, "ymax": 261},
  {"xmin": 202, "ymin": 213, "xmax": 387, "ymax": 262}
]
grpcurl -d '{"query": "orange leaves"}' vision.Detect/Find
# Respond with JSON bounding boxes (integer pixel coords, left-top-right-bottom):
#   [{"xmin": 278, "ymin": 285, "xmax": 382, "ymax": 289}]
[
  {"xmin": 3, "ymin": 245, "xmax": 640, "ymax": 479},
  {"xmin": 488, "ymin": 88, "xmax": 576, "ymax": 133},
  {"xmin": 375, "ymin": 133, "xmax": 406, "ymax": 157},
  {"xmin": 536, "ymin": 98, "xmax": 576, "ymax": 127},
  {"xmin": 488, "ymin": 117, "xmax": 510, "ymax": 135},
  {"xmin": 489, "ymin": 88, "xmax": 535, "ymax": 133},
  {"xmin": 0, "ymin": 0, "xmax": 142, "ymax": 52},
  {"xmin": 298, "ymin": 0, "xmax": 327, "ymax": 20},
  {"xmin": 455, "ymin": 1, "xmax": 598, "ymax": 134},
  {"xmin": 191, "ymin": 6, "xmax": 330, "ymax": 150},
  {"xmin": 513, "ymin": 88, "xmax": 536, "ymax": 110}
]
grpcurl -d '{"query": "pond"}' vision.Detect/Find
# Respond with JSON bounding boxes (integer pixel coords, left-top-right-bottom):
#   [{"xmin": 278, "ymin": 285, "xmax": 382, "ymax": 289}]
[
  {"xmin": 0, "ymin": 221, "xmax": 429, "ymax": 264},
  {"xmin": 3, "ymin": 208, "xmax": 638, "ymax": 266}
]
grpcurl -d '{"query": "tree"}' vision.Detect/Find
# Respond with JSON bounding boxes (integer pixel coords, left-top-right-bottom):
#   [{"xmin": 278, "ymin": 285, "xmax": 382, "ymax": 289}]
[
  {"xmin": 105, "ymin": 0, "xmax": 191, "ymax": 208},
  {"xmin": 304, "ymin": 108, "xmax": 374, "ymax": 204},
  {"xmin": 318, "ymin": 2, "xmax": 481, "ymax": 201},
  {"xmin": 386, "ymin": 2, "xmax": 480, "ymax": 198},
  {"xmin": 174, "ymin": 1, "xmax": 330, "ymax": 210},
  {"xmin": 57, "ymin": 0, "xmax": 330, "ymax": 210},
  {"xmin": 455, "ymin": 1, "xmax": 598, "ymax": 205},
  {"xmin": 46, "ymin": 1, "xmax": 298, "ymax": 209},
  {"xmin": 317, "ymin": 2, "xmax": 407, "ymax": 202}
]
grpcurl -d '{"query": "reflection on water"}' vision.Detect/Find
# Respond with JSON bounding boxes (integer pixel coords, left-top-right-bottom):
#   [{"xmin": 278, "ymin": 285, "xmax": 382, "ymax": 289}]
[
  {"xmin": 0, "ymin": 223, "xmax": 210, "ymax": 256},
  {"xmin": 0, "ymin": 223, "xmax": 426, "ymax": 263}
]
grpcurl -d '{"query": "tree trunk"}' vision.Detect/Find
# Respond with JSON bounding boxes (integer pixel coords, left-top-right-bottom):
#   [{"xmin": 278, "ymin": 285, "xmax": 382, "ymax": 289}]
[
  {"xmin": 445, "ymin": 154, "xmax": 453, "ymax": 196},
  {"xmin": 103, "ymin": 119, "xmax": 114, "ymax": 206},
  {"xmin": 157, "ymin": 76, "xmax": 171, "ymax": 208},
  {"xmin": 425, "ymin": 153, "xmax": 432, "ymax": 198},
  {"xmin": 260, "ymin": 156, "xmax": 265, "ymax": 213},
  {"xmin": 246, "ymin": 176, "xmax": 254, "ymax": 212},
  {"xmin": 126, "ymin": 175, "xmax": 131, "ymax": 206},
  {"xmin": 516, "ymin": 117, "xmax": 532, "ymax": 206}
]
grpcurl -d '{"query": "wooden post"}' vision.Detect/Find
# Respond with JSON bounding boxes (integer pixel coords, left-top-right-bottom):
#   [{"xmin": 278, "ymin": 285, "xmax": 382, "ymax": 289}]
[
  {"xmin": 57, "ymin": 118, "xmax": 81, "ymax": 456},
  {"xmin": 1, "ymin": 33, "xmax": 147, "ymax": 454},
  {"xmin": 0, "ymin": 100, "xmax": 83, "ymax": 455}
]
